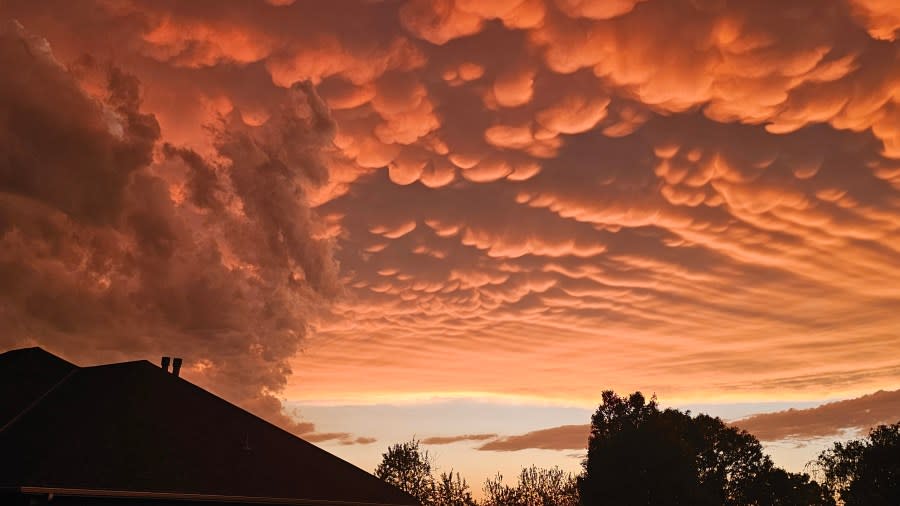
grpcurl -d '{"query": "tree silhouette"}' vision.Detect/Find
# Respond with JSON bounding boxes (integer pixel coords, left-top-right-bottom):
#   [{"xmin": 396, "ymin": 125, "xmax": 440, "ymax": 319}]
[
  {"xmin": 375, "ymin": 439, "xmax": 435, "ymax": 504},
  {"xmin": 578, "ymin": 391, "xmax": 704, "ymax": 505},
  {"xmin": 374, "ymin": 394, "xmax": 853, "ymax": 506},
  {"xmin": 815, "ymin": 422, "xmax": 900, "ymax": 505},
  {"xmin": 578, "ymin": 391, "xmax": 832, "ymax": 506},
  {"xmin": 434, "ymin": 471, "xmax": 477, "ymax": 506},
  {"xmin": 483, "ymin": 466, "xmax": 579, "ymax": 506},
  {"xmin": 751, "ymin": 467, "xmax": 835, "ymax": 506},
  {"xmin": 375, "ymin": 440, "xmax": 477, "ymax": 506},
  {"xmin": 517, "ymin": 466, "xmax": 579, "ymax": 506},
  {"xmin": 482, "ymin": 472, "xmax": 520, "ymax": 506}
]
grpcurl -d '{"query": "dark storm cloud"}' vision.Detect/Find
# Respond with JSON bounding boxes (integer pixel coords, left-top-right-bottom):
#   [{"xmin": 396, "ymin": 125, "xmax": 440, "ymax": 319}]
[{"xmin": 0, "ymin": 20, "xmax": 375, "ymax": 443}]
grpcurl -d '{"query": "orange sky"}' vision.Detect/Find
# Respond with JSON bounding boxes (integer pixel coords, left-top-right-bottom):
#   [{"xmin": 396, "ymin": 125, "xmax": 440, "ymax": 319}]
[{"xmin": 1, "ymin": 0, "xmax": 900, "ymax": 474}]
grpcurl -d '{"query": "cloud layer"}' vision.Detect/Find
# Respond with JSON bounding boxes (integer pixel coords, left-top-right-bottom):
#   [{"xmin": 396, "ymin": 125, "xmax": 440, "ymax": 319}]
[
  {"xmin": 422, "ymin": 433, "xmax": 499, "ymax": 445},
  {"xmin": 734, "ymin": 389, "xmax": 900, "ymax": 441},
  {"xmin": 1, "ymin": 0, "xmax": 899, "ymax": 415},
  {"xmin": 478, "ymin": 425, "xmax": 589, "ymax": 452}
]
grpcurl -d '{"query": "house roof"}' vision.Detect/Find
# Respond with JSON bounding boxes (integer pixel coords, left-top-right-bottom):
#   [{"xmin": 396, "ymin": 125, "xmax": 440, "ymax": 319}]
[{"xmin": 0, "ymin": 347, "xmax": 418, "ymax": 506}]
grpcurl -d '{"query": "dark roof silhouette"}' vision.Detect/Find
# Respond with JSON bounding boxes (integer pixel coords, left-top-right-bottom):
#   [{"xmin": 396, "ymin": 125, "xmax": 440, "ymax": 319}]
[{"xmin": 0, "ymin": 347, "xmax": 418, "ymax": 506}]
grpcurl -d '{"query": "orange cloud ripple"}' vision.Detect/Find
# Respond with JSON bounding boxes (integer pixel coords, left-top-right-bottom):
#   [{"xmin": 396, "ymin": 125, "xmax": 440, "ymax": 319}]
[{"xmin": 1, "ymin": 0, "xmax": 900, "ymax": 417}]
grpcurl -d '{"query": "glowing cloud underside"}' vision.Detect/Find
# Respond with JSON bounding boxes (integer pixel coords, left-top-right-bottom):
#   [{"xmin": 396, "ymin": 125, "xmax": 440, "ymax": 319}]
[{"xmin": 0, "ymin": 0, "xmax": 899, "ymax": 422}]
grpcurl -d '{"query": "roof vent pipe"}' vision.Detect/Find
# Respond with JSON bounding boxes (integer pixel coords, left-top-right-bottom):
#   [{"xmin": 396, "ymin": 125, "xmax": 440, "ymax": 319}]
[
  {"xmin": 161, "ymin": 356, "xmax": 171, "ymax": 372},
  {"xmin": 172, "ymin": 357, "xmax": 183, "ymax": 377}
]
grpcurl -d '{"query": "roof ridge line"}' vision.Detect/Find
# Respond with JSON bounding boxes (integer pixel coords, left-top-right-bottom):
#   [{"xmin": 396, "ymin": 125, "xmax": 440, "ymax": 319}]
[
  {"xmin": 82, "ymin": 359, "xmax": 154, "ymax": 369},
  {"xmin": 0, "ymin": 367, "xmax": 78, "ymax": 435}
]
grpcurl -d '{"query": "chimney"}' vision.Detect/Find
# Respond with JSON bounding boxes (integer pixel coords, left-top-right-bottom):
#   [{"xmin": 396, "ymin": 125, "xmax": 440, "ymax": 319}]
[
  {"xmin": 172, "ymin": 357, "xmax": 183, "ymax": 377},
  {"xmin": 161, "ymin": 356, "xmax": 171, "ymax": 372}
]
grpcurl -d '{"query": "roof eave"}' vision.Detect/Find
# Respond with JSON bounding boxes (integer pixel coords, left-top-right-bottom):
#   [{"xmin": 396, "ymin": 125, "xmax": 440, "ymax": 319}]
[{"xmin": 14, "ymin": 486, "xmax": 419, "ymax": 506}]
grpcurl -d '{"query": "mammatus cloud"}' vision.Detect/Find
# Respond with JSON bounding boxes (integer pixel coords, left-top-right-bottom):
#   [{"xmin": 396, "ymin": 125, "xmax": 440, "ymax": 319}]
[
  {"xmin": 734, "ymin": 389, "xmax": 900, "ymax": 441},
  {"xmin": 422, "ymin": 433, "xmax": 498, "ymax": 445},
  {"xmin": 0, "ymin": 0, "xmax": 899, "ymax": 409}
]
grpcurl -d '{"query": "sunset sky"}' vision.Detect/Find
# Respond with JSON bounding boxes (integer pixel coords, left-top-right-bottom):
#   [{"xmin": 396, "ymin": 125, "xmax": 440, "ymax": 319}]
[{"xmin": 2, "ymin": 0, "xmax": 900, "ymax": 492}]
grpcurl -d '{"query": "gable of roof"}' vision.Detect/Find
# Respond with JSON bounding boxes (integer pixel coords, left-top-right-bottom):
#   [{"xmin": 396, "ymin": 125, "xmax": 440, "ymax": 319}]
[
  {"xmin": 0, "ymin": 347, "xmax": 76, "ymax": 430},
  {"xmin": 0, "ymin": 348, "xmax": 418, "ymax": 506}
]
